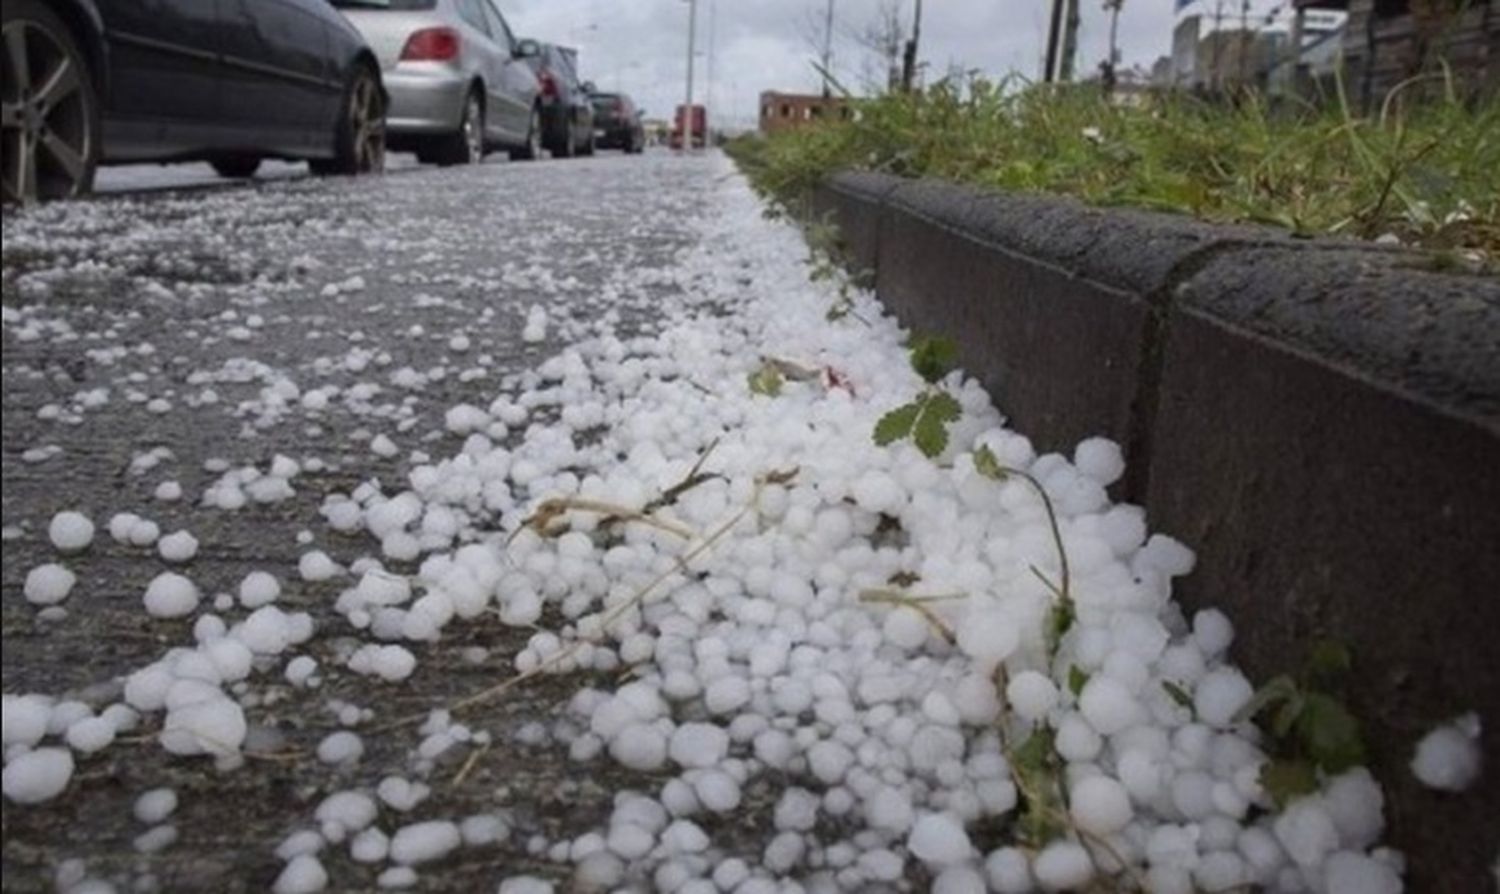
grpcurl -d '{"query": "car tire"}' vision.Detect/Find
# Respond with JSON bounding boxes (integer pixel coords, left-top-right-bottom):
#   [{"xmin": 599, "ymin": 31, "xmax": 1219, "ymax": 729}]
[
  {"xmin": 1, "ymin": 0, "xmax": 101, "ymax": 204},
  {"xmin": 555, "ymin": 119, "xmax": 576, "ymax": 159},
  {"xmin": 508, "ymin": 106, "xmax": 542, "ymax": 161},
  {"xmin": 310, "ymin": 63, "xmax": 385, "ymax": 176},
  {"xmin": 211, "ymin": 157, "xmax": 262, "ymax": 179},
  {"xmin": 431, "ymin": 90, "xmax": 483, "ymax": 166}
]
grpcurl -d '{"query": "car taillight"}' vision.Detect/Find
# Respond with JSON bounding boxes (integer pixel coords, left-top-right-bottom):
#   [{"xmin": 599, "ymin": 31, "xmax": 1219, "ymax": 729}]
[
  {"xmin": 400, "ymin": 27, "xmax": 460, "ymax": 62},
  {"xmin": 538, "ymin": 70, "xmax": 558, "ymax": 98}
]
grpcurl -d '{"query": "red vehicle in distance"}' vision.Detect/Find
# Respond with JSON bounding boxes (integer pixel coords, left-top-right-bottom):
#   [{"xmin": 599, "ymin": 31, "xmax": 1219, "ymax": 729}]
[{"xmin": 670, "ymin": 104, "xmax": 708, "ymax": 150}]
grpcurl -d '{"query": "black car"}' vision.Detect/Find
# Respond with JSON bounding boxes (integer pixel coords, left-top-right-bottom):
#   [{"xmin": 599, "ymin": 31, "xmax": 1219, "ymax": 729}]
[
  {"xmin": 588, "ymin": 90, "xmax": 644, "ymax": 154},
  {"xmin": 2, "ymin": 0, "xmax": 388, "ymax": 203},
  {"xmin": 519, "ymin": 40, "xmax": 593, "ymax": 158}
]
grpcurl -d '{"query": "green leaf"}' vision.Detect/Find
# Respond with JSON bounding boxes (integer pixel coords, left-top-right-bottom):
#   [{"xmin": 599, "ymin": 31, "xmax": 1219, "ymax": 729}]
[
  {"xmin": 1233, "ymin": 673, "xmax": 1298, "ymax": 725},
  {"xmin": 747, "ymin": 364, "xmax": 784, "ymax": 397},
  {"xmin": 1260, "ymin": 758, "xmax": 1319, "ymax": 809},
  {"xmin": 909, "ymin": 335, "xmax": 959, "ymax": 384},
  {"xmin": 873, "ymin": 401, "xmax": 920, "ymax": 446},
  {"xmin": 1011, "ymin": 726, "xmax": 1067, "ymax": 846},
  {"xmin": 1012, "ymin": 725, "xmax": 1055, "ymax": 774},
  {"xmin": 1067, "ymin": 665, "xmax": 1090, "ymax": 698},
  {"xmin": 1303, "ymin": 639, "xmax": 1352, "ymax": 685},
  {"xmin": 1272, "ymin": 691, "xmax": 1307, "ymax": 740},
  {"xmin": 1162, "ymin": 680, "xmax": 1195, "ymax": 711},
  {"xmin": 1044, "ymin": 600, "xmax": 1076, "ymax": 654},
  {"xmin": 1296, "ymin": 691, "xmax": 1366, "ymax": 773},
  {"xmin": 973, "ymin": 444, "xmax": 1008, "ymax": 481},
  {"xmin": 912, "ymin": 391, "xmax": 961, "ymax": 458}
]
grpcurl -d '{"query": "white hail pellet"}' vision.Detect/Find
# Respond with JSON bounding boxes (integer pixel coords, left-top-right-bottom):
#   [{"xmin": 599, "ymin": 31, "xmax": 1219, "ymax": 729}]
[
  {"xmin": 48, "ymin": 511, "xmax": 94, "ymax": 552},
  {"xmin": 24, "ymin": 563, "xmax": 76, "ymax": 605},
  {"xmin": 1411, "ymin": 712, "xmax": 1482, "ymax": 792}
]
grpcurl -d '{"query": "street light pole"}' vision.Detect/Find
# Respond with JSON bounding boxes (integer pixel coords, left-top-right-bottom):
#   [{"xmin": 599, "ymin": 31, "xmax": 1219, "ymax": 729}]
[
  {"xmin": 1044, "ymin": 0, "xmax": 1064, "ymax": 81},
  {"xmin": 821, "ymin": 0, "xmax": 836, "ymax": 97},
  {"xmin": 900, "ymin": 0, "xmax": 923, "ymax": 91},
  {"xmin": 707, "ymin": 0, "xmax": 717, "ymax": 135},
  {"xmin": 683, "ymin": 0, "xmax": 698, "ymax": 152}
]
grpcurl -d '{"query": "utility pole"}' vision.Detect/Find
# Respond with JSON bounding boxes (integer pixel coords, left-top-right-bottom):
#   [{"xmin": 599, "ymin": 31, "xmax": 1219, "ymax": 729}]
[
  {"xmin": 1060, "ymin": 0, "xmax": 1082, "ymax": 81},
  {"xmin": 707, "ymin": 0, "xmax": 717, "ymax": 135},
  {"xmin": 1238, "ymin": 0, "xmax": 1251, "ymax": 86},
  {"xmin": 1210, "ymin": 0, "xmax": 1225, "ymax": 91},
  {"xmin": 683, "ymin": 0, "xmax": 697, "ymax": 152},
  {"xmin": 821, "ymin": 0, "xmax": 836, "ymax": 97},
  {"xmin": 1044, "ymin": 0, "xmax": 1065, "ymax": 81},
  {"xmin": 1101, "ymin": 0, "xmax": 1123, "ymax": 94},
  {"xmin": 900, "ymin": 0, "xmax": 923, "ymax": 90}
]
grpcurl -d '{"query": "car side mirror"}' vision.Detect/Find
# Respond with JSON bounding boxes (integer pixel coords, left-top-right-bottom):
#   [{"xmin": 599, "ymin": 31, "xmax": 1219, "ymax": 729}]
[
  {"xmin": 515, "ymin": 38, "xmax": 540, "ymax": 58},
  {"xmin": 581, "ymin": 81, "xmax": 597, "ymax": 93}
]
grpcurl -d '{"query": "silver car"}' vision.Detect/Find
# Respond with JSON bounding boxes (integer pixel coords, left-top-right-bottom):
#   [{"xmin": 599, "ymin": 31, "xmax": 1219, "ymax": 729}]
[{"xmin": 334, "ymin": 0, "xmax": 541, "ymax": 164}]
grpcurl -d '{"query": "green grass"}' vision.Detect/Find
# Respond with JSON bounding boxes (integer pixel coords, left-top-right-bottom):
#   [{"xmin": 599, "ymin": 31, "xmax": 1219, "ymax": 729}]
[{"xmin": 727, "ymin": 75, "xmax": 1499, "ymax": 258}]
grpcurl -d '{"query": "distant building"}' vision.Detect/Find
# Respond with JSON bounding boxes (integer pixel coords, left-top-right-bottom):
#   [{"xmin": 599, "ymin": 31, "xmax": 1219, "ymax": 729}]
[
  {"xmin": 1171, "ymin": 16, "xmax": 1203, "ymax": 86},
  {"xmin": 642, "ymin": 118, "xmax": 671, "ymax": 146},
  {"xmin": 1267, "ymin": 10, "xmax": 1348, "ymax": 95},
  {"xmin": 1292, "ymin": 0, "xmax": 1498, "ymax": 108},
  {"xmin": 758, "ymin": 92, "xmax": 852, "ymax": 134},
  {"xmin": 1150, "ymin": 55, "xmax": 1175, "ymax": 87},
  {"xmin": 1083, "ymin": 66, "xmax": 1159, "ymax": 105},
  {"xmin": 1169, "ymin": 7, "xmax": 1351, "ymax": 93}
]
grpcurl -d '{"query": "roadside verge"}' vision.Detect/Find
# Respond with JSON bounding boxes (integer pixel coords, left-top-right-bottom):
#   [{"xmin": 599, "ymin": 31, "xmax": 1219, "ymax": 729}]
[{"xmin": 811, "ymin": 170, "xmax": 1500, "ymax": 891}]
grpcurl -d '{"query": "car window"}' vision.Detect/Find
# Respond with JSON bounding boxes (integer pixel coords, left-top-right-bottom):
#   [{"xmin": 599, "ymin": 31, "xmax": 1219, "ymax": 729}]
[
  {"xmin": 481, "ymin": 0, "xmax": 515, "ymax": 50},
  {"xmin": 455, "ymin": 0, "xmax": 492, "ymax": 37}
]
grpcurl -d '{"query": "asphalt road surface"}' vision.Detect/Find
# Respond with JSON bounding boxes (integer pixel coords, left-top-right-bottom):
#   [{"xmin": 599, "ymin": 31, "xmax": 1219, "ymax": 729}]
[{"xmin": 1, "ymin": 150, "xmax": 737, "ymax": 892}]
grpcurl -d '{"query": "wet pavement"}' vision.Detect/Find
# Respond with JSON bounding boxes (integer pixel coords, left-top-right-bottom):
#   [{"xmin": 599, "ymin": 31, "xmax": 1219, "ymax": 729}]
[{"xmin": 1, "ymin": 150, "xmax": 733, "ymax": 892}]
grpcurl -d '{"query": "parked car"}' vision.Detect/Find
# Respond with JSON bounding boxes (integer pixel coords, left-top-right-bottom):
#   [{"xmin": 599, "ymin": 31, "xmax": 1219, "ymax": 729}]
[
  {"xmin": 1, "ymin": 0, "xmax": 387, "ymax": 203},
  {"xmin": 335, "ymin": 0, "xmax": 541, "ymax": 166},
  {"xmin": 518, "ymin": 40, "xmax": 593, "ymax": 158},
  {"xmin": 588, "ymin": 90, "xmax": 645, "ymax": 154}
]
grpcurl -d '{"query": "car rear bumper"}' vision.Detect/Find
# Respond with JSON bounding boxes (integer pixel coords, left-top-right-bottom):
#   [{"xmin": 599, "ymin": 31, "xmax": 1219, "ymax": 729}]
[
  {"xmin": 382, "ymin": 68, "xmax": 468, "ymax": 135},
  {"xmin": 595, "ymin": 126, "xmax": 637, "ymax": 147}
]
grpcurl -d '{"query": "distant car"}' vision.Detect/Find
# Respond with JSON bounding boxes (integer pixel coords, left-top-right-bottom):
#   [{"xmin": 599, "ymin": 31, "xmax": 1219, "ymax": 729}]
[
  {"xmin": 670, "ymin": 104, "xmax": 708, "ymax": 150},
  {"xmin": 589, "ymin": 91, "xmax": 645, "ymax": 154},
  {"xmin": 335, "ymin": 0, "xmax": 542, "ymax": 166},
  {"xmin": 519, "ymin": 41, "xmax": 593, "ymax": 158},
  {"xmin": 1, "ymin": 0, "xmax": 387, "ymax": 203}
]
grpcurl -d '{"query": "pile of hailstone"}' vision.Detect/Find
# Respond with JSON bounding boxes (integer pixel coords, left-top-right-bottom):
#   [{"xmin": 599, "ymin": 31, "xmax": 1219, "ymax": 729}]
[
  {"xmin": 301, "ymin": 176, "xmax": 1400, "ymax": 893},
  {"xmin": 2, "ymin": 162, "xmax": 1434, "ymax": 893}
]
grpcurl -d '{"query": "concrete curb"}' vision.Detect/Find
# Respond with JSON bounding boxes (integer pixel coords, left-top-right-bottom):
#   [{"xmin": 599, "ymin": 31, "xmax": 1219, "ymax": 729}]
[{"xmin": 811, "ymin": 172, "xmax": 1500, "ymax": 890}]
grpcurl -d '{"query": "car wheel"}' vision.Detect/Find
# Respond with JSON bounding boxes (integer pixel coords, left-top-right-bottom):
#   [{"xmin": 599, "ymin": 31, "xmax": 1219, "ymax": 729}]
[
  {"xmin": 432, "ymin": 90, "xmax": 483, "ymax": 166},
  {"xmin": 1, "ymin": 0, "xmax": 100, "ymax": 204},
  {"xmin": 509, "ymin": 106, "xmax": 541, "ymax": 161},
  {"xmin": 311, "ymin": 64, "xmax": 385, "ymax": 176},
  {"xmin": 211, "ymin": 157, "xmax": 262, "ymax": 179}
]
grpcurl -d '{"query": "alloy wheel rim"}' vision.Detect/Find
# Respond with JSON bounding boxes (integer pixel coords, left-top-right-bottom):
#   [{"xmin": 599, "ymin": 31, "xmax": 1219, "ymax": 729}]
[
  {"xmin": 350, "ymin": 75, "xmax": 384, "ymax": 173},
  {"xmin": 464, "ymin": 97, "xmax": 481, "ymax": 163},
  {"xmin": 2, "ymin": 20, "xmax": 92, "ymax": 203}
]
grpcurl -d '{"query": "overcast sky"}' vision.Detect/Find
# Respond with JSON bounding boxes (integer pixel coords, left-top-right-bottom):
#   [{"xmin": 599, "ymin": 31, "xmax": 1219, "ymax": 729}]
[{"xmin": 503, "ymin": 0, "xmax": 1245, "ymax": 128}]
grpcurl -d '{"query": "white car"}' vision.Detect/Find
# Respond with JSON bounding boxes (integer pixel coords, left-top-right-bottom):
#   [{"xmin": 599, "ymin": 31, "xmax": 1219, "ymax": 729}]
[{"xmin": 334, "ymin": 0, "xmax": 542, "ymax": 165}]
